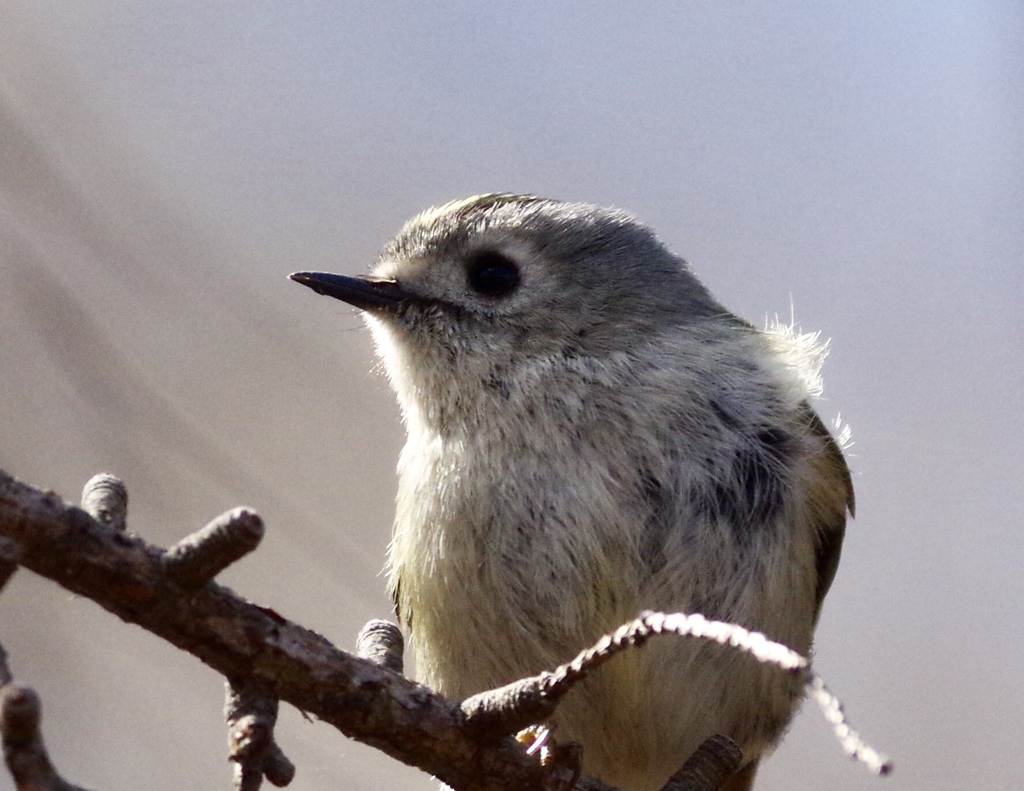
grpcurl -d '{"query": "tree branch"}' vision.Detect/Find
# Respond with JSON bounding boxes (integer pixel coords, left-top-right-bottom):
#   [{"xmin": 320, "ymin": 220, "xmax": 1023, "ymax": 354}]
[
  {"xmin": 0, "ymin": 468, "xmax": 890, "ymax": 789},
  {"xmin": 0, "ymin": 468, "xmax": 581, "ymax": 791}
]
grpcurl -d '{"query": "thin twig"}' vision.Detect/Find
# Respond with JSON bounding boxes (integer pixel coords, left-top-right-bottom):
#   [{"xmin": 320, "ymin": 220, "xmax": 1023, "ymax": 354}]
[
  {"xmin": 1, "ymin": 684, "xmax": 93, "ymax": 791},
  {"xmin": 463, "ymin": 610, "xmax": 806, "ymax": 740},
  {"xmin": 807, "ymin": 674, "xmax": 893, "ymax": 775},
  {"xmin": 225, "ymin": 680, "xmax": 296, "ymax": 790},
  {"xmin": 162, "ymin": 507, "xmax": 265, "ymax": 589},
  {"xmin": 80, "ymin": 474, "xmax": 128, "ymax": 533},
  {"xmin": 356, "ymin": 620, "xmax": 405, "ymax": 674}
]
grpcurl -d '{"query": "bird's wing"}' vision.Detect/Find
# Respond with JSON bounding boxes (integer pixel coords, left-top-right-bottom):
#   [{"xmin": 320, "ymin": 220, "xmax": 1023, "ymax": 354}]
[{"xmin": 801, "ymin": 404, "xmax": 855, "ymax": 620}]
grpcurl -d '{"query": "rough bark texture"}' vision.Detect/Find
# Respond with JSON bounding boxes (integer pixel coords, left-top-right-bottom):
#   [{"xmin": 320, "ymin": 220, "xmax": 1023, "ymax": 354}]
[
  {"xmin": 0, "ymin": 468, "xmax": 595, "ymax": 791},
  {"xmin": 0, "ymin": 467, "xmax": 887, "ymax": 790}
]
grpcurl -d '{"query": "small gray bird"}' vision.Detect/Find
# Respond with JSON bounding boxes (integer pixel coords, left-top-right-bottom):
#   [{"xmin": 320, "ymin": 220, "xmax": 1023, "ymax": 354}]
[{"xmin": 291, "ymin": 194, "xmax": 853, "ymax": 791}]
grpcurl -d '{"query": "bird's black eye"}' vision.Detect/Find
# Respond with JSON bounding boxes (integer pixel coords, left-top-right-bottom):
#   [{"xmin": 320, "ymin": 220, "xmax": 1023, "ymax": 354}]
[{"xmin": 465, "ymin": 250, "xmax": 521, "ymax": 299}]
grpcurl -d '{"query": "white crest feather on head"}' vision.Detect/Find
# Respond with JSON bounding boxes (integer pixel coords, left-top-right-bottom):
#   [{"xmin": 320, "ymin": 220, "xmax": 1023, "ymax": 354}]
[
  {"xmin": 764, "ymin": 314, "xmax": 828, "ymax": 399},
  {"xmin": 764, "ymin": 313, "xmax": 854, "ymax": 451}
]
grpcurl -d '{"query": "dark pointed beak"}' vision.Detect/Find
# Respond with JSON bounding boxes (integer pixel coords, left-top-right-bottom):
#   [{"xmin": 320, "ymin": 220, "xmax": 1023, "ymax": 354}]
[{"xmin": 289, "ymin": 271, "xmax": 412, "ymax": 312}]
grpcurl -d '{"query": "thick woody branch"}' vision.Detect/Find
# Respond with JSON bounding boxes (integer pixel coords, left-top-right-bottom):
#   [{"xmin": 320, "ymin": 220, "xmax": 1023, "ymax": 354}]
[
  {"xmin": 660, "ymin": 735, "xmax": 743, "ymax": 791},
  {"xmin": 0, "ymin": 469, "xmax": 583, "ymax": 791},
  {"xmin": 0, "ymin": 468, "xmax": 889, "ymax": 791},
  {"xmin": 0, "ymin": 537, "xmax": 19, "ymax": 595}
]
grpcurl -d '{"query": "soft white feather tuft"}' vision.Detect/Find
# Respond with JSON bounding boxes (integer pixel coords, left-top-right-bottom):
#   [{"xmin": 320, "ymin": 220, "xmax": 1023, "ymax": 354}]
[{"xmin": 764, "ymin": 315, "xmax": 830, "ymax": 399}]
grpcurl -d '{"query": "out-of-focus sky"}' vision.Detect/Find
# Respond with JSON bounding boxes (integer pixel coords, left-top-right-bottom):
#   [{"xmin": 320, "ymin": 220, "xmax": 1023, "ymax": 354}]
[{"xmin": 1, "ymin": 3, "xmax": 1020, "ymax": 790}]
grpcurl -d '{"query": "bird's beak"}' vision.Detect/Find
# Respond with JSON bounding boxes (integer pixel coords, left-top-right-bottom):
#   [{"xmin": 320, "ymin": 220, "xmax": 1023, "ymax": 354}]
[{"xmin": 289, "ymin": 271, "xmax": 412, "ymax": 312}]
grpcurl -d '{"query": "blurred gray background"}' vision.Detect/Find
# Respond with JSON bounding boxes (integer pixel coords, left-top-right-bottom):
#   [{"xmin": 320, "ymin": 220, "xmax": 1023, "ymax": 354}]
[{"xmin": 1, "ymin": 3, "xmax": 1020, "ymax": 789}]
